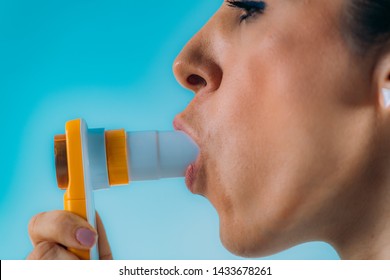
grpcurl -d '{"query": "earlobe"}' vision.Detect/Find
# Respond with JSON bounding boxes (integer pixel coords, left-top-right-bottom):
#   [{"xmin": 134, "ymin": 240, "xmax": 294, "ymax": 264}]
[
  {"xmin": 382, "ymin": 88, "xmax": 390, "ymax": 107},
  {"xmin": 376, "ymin": 52, "xmax": 390, "ymax": 108}
]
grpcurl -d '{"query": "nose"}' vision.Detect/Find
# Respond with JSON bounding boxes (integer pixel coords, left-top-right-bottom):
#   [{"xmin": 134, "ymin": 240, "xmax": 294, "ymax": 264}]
[{"xmin": 173, "ymin": 26, "xmax": 223, "ymax": 94}]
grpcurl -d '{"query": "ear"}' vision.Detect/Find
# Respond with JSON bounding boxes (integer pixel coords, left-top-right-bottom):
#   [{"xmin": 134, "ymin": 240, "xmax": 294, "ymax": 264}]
[{"xmin": 377, "ymin": 51, "xmax": 390, "ymax": 108}]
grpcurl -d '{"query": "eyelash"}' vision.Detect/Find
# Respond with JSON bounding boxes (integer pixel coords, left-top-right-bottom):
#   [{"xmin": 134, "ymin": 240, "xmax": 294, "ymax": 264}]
[{"xmin": 227, "ymin": 0, "xmax": 267, "ymax": 23}]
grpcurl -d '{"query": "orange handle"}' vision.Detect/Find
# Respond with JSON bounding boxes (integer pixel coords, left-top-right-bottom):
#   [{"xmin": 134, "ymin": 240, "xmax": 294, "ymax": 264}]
[
  {"xmin": 63, "ymin": 119, "xmax": 91, "ymax": 260},
  {"xmin": 64, "ymin": 199, "xmax": 90, "ymax": 259},
  {"xmin": 55, "ymin": 119, "xmax": 129, "ymax": 259}
]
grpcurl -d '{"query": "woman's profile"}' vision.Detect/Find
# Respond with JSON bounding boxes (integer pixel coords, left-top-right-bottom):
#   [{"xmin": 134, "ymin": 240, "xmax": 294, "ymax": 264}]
[{"xmin": 28, "ymin": 0, "xmax": 390, "ymax": 260}]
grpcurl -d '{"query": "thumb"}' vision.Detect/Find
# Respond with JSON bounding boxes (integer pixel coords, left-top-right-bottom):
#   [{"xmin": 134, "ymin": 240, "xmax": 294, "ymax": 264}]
[{"xmin": 96, "ymin": 212, "xmax": 113, "ymax": 260}]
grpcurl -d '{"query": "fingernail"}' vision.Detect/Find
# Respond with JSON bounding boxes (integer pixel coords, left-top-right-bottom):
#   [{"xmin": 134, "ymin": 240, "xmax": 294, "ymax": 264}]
[{"xmin": 76, "ymin": 228, "xmax": 96, "ymax": 247}]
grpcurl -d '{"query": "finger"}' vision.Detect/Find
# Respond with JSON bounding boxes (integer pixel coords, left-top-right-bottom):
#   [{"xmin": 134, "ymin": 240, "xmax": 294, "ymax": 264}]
[
  {"xmin": 27, "ymin": 241, "xmax": 80, "ymax": 260},
  {"xmin": 96, "ymin": 212, "xmax": 113, "ymax": 260},
  {"xmin": 28, "ymin": 210, "xmax": 97, "ymax": 250}
]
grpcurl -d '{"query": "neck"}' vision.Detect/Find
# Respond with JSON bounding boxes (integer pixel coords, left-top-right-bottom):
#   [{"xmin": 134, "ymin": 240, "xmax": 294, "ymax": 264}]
[{"xmin": 329, "ymin": 174, "xmax": 390, "ymax": 259}]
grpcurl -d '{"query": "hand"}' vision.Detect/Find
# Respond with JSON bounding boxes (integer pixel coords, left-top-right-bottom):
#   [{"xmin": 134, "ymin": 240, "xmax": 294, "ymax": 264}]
[{"xmin": 27, "ymin": 211, "xmax": 112, "ymax": 260}]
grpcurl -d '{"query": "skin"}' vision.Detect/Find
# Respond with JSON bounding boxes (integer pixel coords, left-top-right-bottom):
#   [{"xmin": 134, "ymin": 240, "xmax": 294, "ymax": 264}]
[
  {"xmin": 27, "ymin": 212, "xmax": 112, "ymax": 260},
  {"xmin": 28, "ymin": 0, "xmax": 390, "ymax": 259}
]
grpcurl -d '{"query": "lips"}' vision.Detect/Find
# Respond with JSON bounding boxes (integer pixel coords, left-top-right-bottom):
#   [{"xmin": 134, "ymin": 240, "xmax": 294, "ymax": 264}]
[
  {"xmin": 185, "ymin": 153, "xmax": 203, "ymax": 193},
  {"xmin": 173, "ymin": 116, "xmax": 201, "ymax": 193}
]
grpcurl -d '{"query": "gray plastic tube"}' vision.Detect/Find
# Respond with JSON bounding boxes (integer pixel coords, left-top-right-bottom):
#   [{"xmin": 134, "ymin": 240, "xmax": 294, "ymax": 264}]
[
  {"xmin": 87, "ymin": 127, "xmax": 199, "ymax": 190},
  {"xmin": 127, "ymin": 131, "xmax": 199, "ymax": 181}
]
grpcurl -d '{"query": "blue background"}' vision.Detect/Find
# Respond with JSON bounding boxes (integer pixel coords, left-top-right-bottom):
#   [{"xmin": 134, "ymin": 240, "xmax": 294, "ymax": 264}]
[{"xmin": 0, "ymin": 0, "xmax": 339, "ymax": 260}]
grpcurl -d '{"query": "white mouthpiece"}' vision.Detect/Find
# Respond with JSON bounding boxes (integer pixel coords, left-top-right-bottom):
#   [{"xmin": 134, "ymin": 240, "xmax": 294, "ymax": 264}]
[{"xmin": 127, "ymin": 131, "xmax": 199, "ymax": 181}]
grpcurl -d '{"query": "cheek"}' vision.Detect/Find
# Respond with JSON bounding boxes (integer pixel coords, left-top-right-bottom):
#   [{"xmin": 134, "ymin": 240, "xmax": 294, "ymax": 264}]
[
  {"xmin": 199, "ymin": 77, "xmax": 297, "ymax": 237},
  {"xmin": 200, "ymin": 39, "xmax": 365, "ymax": 253},
  {"xmin": 199, "ymin": 91, "xmax": 261, "ymax": 206},
  {"xmin": 199, "ymin": 74, "xmax": 309, "ymax": 256}
]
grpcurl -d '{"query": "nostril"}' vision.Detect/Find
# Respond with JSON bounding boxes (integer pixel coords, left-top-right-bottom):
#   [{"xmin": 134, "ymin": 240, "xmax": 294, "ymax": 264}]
[{"xmin": 187, "ymin": 74, "xmax": 207, "ymax": 88}]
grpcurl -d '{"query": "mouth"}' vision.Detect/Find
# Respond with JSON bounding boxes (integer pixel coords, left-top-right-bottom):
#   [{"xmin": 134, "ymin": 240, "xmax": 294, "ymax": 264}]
[
  {"xmin": 184, "ymin": 155, "xmax": 201, "ymax": 193},
  {"xmin": 173, "ymin": 116, "xmax": 201, "ymax": 193}
]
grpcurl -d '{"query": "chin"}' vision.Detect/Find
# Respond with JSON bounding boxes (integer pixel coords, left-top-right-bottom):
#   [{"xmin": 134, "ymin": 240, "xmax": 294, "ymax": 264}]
[{"xmin": 218, "ymin": 218, "xmax": 293, "ymax": 258}]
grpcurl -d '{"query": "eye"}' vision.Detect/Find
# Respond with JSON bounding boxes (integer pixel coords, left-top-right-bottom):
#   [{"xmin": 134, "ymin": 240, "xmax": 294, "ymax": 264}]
[{"xmin": 227, "ymin": 0, "xmax": 267, "ymax": 23}]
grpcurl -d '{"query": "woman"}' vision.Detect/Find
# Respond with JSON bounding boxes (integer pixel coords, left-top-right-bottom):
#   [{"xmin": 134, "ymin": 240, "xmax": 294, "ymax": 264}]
[{"xmin": 27, "ymin": 0, "xmax": 390, "ymax": 260}]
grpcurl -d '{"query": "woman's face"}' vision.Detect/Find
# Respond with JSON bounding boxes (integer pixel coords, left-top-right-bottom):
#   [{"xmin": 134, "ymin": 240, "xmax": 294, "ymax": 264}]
[{"xmin": 173, "ymin": 0, "xmax": 380, "ymax": 257}]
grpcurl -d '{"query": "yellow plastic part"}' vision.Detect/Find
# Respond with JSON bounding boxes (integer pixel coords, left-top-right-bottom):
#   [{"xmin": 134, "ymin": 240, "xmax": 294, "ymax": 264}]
[
  {"xmin": 63, "ymin": 119, "xmax": 90, "ymax": 260},
  {"xmin": 105, "ymin": 129, "xmax": 130, "ymax": 185},
  {"xmin": 55, "ymin": 120, "xmax": 130, "ymax": 259}
]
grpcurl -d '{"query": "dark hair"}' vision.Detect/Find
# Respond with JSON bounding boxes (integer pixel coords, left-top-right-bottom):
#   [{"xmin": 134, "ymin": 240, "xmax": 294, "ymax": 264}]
[{"xmin": 346, "ymin": 0, "xmax": 390, "ymax": 54}]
